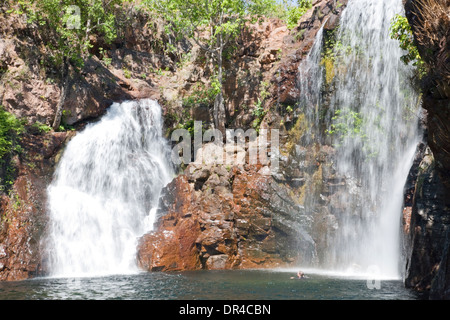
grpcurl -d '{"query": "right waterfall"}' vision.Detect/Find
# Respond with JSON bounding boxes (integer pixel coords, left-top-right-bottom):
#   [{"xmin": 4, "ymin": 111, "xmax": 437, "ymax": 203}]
[{"xmin": 298, "ymin": 0, "xmax": 423, "ymax": 278}]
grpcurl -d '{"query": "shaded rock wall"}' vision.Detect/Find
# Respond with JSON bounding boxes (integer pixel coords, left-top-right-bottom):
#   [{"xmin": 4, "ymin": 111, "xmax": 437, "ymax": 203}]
[
  {"xmin": 404, "ymin": 148, "xmax": 450, "ymax": 298},
  {"xmin": 403, "ymin": 0, "xmax": 450, "ymax": 299}
]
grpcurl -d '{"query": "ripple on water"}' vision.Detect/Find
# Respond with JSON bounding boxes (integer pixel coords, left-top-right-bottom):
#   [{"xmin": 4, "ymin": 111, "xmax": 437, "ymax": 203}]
[{"xmin": 0, "ymin": 270, "xmax": 421, "ymax": 300}]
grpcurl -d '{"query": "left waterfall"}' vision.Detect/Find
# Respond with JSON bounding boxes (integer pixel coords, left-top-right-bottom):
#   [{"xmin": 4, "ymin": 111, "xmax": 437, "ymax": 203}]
[{"xmin": 46, "ymin": 99, "xmax": 174, "ymax": 278}]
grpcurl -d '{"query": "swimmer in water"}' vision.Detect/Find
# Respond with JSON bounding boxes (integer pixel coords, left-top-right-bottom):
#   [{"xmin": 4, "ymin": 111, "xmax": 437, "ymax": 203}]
[{"xmin": 290, "ymin": 271, "xmax": 306, "ymax": 279}]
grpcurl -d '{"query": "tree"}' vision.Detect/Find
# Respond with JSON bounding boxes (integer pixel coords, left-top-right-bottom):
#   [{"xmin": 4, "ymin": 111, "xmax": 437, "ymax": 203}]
[
  {"xmin": 10, "ymin": 0, "xmax": 120, "ymax": 129},
  {"xmin": 389, "ymin": 14, "xmax": 426, "ymax": 77},
  {"xmin": 147, "ymin": 0, "xmax": 280, "ymax": 134},
  {"xmin": 0, "ymin": 106, "xmax": 25, "ymax": 192}
]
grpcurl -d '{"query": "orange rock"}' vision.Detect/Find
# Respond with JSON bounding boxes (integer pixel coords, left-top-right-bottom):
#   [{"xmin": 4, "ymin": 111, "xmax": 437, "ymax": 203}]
[{"xmin": 136, "ymin": 162, "xmax": 310, "ymax": 272}]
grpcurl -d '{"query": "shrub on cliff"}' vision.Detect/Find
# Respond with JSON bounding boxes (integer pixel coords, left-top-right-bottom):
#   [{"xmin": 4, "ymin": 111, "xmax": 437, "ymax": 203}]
[
  {"xmin": 0, "ymin": 106, "xmax": 25, "ymax": 192},
  {"xmin": 0, "ymin": 107, "xmax": 24, "ymax": 160},
  {"xmin": 146, "ymin": 0, "xmax": 274, "ymax": 133},
  {"xmin": 6, "ymin": 0, "xmax": 122, "ymax": 129},
  {"xmin": 145, "ymin": 0, "xmax": 313, "ymax": 133},
  {"xmin": 389, "ymin": 14, "xmax": 426, "ymax": 78}
]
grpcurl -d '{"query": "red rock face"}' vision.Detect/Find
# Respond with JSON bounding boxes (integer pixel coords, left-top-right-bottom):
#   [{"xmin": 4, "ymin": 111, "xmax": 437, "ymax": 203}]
[
  {"xmin": 137, "ymin": 176, "xmax": 203, "ymax": 272},
  {"xmin": 0, "ymin": 131, "xmax": 70, "ymax": 281},
  {"xmin": 136, "ymin": 159, "xmax": 318, "ymax": 272}
]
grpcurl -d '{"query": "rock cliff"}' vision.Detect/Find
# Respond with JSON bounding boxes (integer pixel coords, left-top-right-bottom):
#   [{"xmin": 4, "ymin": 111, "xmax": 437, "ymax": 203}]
[
  {"xmin": 137, "ymin": 160, "xmax": 312, "ymax": 271},
  {"xmin": 136, "ymin": 0, "xmax": 350, "ymax": 272},
  {"xmin": 403, "ymin": 0, "xmax": 450, "ymax": 299}
]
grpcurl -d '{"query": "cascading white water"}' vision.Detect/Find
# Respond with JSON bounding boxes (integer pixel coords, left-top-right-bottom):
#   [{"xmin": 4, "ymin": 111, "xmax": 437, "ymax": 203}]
[
  {"xmin": 298, "ymin": 0, "xmax": 422, "ymax": 278},
  {"xmin": 298, "ymin": 25, "xmax": 325, "ymax": 143},
  {"xmin": 46, "ymin": 99, "xmax": 173, "ymax": 278}
]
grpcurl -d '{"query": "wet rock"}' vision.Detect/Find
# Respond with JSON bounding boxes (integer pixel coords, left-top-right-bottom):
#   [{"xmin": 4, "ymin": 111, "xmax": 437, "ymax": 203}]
[
  {"xmin": 404, "ymin": 148, "xmax": 450, "ymax": 298},
  {"xmin": 324, "ymin": 14, "xmax": 340, "ymax": 31},
  {"xmin": 403, "ymin": 0, "xmax": 450, "ymax": 299},
  {"xmin": 136, "ymin": 155, "xmax": 315, "ymax": 271},
  {"xmin": 206, "ymin": 254, "xmax": 229, "ymax": 269},
  {"xmin": 272, "ymin": 0, "xmax": 348, "ymax": 107}
]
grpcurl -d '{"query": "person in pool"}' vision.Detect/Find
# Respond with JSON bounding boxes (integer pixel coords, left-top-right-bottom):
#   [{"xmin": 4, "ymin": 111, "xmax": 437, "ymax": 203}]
[{"xmin": 290, "ymin": 271, "xmax": 307, "ymax": 279}]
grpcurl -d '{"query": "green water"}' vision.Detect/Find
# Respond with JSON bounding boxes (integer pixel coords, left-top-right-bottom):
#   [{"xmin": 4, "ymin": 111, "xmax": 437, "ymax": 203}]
[{"xmin": 0, "ymin": 270, "xmax": 421, "ymax": 300}]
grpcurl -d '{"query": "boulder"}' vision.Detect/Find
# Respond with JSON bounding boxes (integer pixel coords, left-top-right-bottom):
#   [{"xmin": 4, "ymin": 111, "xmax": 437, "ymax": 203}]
[{"xmin": 136, "ymin": 159, "xmax": 315, "ymax": 271}]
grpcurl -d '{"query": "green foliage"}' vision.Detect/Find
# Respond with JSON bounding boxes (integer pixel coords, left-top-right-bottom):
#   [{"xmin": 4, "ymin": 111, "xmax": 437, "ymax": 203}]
[
  {"xmin": 0, "ymin": 106, "xmax": 24, "ymax": 161},
  {"xmin": 123, "ymin": 67, "xmax": 131, "ymax": 79},
  {"xmin": 389, "ymin": 14, "xmax": 426, "ymax": 77},
  {"xmin": 178, "ymin": 119, "xmax": 195, "ymax": 136},
  {"xmin": 175, "ymin": 119, "xmax": 207, "ymax": 139},
  {"xmin": 252, "ymin": 99, "xmax": 266, "ymax": 131},
  {"xmin": 0, "ymin": 106, "xmax": 25, "ymax": 192},
  {"xmin": 31, "ymin": 121, "xmax": 53, "ymax": 134},
  {"xmin": 146, "ymin": 1, "xmax": 285, "ymax": 80},
  {"xmin": 321, "ymin": 29, "xmax": 338, "ymax": 83},
  {"xmin": 182, "ymin": 82, "xmax": 218, "ymax": 108},
  {"xmin": 146, "ymin": 0, "xmax": 311, "ymax": 128},
  {"xmin": 254, "ymin": 0, "xmax": 312, "ymax": 29},
  {"xmin": 209, "ymin": 76, "xmax": 222, "ymax": 98},
  {"xmin": 251, "ymin": 78, "xmax": 273, "ymax": 130},
  {"xmin": 320, "ymin": 27, "xmax": 357, "ymax": 86},
  {"xmin": 146, "ymin": 0, "xmax": 246, "ymax": 43},
  {"xmin": 99, "ymin": 47, "xmax": 112, "ymax": 66},
  {"xmin": 259, "ymin": 81, "xmax": 270, "ymax": 100},
  {"xmin": 56, "ymin": 122, "xmax": 75, "ymax": 132},
  {"xmin": 252, "ymin": 98, "xmax": 265, "ymax": 118},
  {"xmin": 325, "ymin": 108, "xmax": 379, "ymax": 158},
  {"xmin": 285, "ymin": 0, "xmax": 312, "ymax": 30},
  {"xmin": 145, "ymin": 0, "xmax": 285, "ymax": 64},
  {"xmin": 326, "ymin": 109, "xmax": 365, "ymax": 141},
  {"xmin": 321, "ymin": 56, "xmax": 335, "ymax": 85},
  {"xmin": 175, "ymin": 52, "xmax": 193, "ymax": 70},
  {"xmin": 246, "ymin": 0, "xmax": 281, "ymax": 17},
  {"xmin": 327, "ymin": 109, "xmax": 362, "ymax": 154},
  {"xmin": 9, "ymin": 0, "xmax": 121, "ymax": 70}
]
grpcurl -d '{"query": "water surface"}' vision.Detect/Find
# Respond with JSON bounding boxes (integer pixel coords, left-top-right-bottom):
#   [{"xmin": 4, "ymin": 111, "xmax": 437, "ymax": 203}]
[{"xmin": 0, "ymin": 270, "xmax": 421, "ymax": 300}]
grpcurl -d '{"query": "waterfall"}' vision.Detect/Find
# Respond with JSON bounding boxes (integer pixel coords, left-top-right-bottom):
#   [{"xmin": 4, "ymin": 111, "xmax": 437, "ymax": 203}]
[
  {"xmin": 298, "ymin": 0, "xmax": 422, "ymax": 278},
  {"xmin": 298, "ymin": 25, "xmax": 325, "ymax": 144},
  {"xmin": 46, "ymin": 99, "xmax": 173, "ymax": 278}
]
